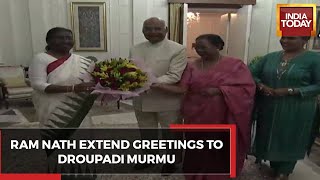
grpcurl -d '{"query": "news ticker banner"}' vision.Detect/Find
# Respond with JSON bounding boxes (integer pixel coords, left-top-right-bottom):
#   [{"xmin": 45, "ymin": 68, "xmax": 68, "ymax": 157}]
[
  {"xmin": 277, "ymin": 4, "xmax": 319, "ymax": 37},
  {"xmin": 0, "ymin": 124, "xmax": 236, "ymax": 180}
]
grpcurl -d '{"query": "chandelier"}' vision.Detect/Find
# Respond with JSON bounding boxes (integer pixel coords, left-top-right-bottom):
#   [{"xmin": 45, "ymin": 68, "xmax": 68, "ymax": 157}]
[{"xmin": 187, "ymin": 12, "xmax": 200, "ymax": 24}]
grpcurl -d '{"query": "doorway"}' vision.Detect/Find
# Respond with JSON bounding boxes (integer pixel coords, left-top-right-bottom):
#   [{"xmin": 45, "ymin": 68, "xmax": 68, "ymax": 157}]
[{"xmin": 182, "ymin": 5, "xmax": 252, "ymax": 63}]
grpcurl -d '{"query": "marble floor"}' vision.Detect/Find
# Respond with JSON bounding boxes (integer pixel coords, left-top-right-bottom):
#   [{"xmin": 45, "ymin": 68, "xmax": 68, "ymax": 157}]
[{"xmin": 1, "ymin": 100, "xmax": 320, "ymax": 179}]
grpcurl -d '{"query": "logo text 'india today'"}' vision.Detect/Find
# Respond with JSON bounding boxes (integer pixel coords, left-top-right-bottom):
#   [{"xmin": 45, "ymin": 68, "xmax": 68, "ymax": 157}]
[{"xmin": 277, "ymin": 4, "xmax": 317, "ymax": 37}]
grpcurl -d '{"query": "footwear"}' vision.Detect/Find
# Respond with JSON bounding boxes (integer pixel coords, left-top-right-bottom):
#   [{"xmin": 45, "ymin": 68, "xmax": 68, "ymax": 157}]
[
  {"xmin": 161, "ymin": 164, "xmax": 178, "ymax": 176},
  {"xmin": 275, "ymin": 174, "xmax": 289, "ymax": 180},
  {"xmin": 133, "ymin": 163, "xmax": 154, "ymax": 170}
]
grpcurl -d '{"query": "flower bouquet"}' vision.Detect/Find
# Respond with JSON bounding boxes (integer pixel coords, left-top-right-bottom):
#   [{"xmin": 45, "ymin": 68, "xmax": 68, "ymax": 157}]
[
  {"xmin": 87, "ymin": 58, "xmax": 156, "ymax": 103},
  {"xmin": 41, "ymin": 58, "xmax": 156, "ymax": 157}
]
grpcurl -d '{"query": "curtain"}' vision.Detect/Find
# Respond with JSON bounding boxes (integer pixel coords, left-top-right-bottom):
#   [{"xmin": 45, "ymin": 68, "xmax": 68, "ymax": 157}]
[{"xmin": 168, "ymin": 3, "xmax": 184, "ymax": 44}]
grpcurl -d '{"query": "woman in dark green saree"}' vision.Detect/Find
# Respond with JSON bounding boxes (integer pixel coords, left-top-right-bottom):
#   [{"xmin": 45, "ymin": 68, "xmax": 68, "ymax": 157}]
[{"xmin": 250, "ymin": 36, "xmax": 320, "ymax": 180}]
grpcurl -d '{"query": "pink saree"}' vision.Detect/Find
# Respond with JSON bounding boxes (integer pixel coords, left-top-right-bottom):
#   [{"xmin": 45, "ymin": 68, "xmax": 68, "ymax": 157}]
[{"xmin": 180, "ymin": 57, "xmax": 256, "ymax": 179}]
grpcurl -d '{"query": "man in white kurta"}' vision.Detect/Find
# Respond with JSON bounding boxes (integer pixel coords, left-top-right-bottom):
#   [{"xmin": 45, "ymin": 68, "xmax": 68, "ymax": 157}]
[{"xmin": 129, "ymin": 17, "xmax": 187, "ymax": 173}]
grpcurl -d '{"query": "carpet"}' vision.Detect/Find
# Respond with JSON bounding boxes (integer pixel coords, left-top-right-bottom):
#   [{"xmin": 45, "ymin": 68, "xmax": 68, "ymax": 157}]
[
  {"xmin": 91, "ymin": 112, "xmax": 138, "ymax": 128},
  {"xmin": 0, "ymin": 109, "xmax": 28, "ymax": 127},
  {"xmin": 8, "ymin": 101, "xmax": 134, "ymax": 123}
]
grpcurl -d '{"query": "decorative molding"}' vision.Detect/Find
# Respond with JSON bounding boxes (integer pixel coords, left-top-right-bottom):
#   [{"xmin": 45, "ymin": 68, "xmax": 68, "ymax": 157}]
[
  {"xmin": 189, "ymin": 8, "xmax": 238, "ymax": 13},
  {"xmin": 167, "ymin": 0, "xmax": 256, "ymax": 5}
]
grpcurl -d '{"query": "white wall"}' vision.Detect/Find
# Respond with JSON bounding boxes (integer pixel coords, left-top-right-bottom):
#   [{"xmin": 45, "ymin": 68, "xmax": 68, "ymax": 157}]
[
  {"xmin": 132, "ymin": 0, "xmax": 168, "ymax": 45},
  {"xmin": 29, "ymin": 0, "xmax": 69, "ymax": 56},
  {"xmin": 0, "ymin": 0, "xmax": 14, "ymax": 65},
  {"xmin": 28, "ymin": 0, "xmax": 132, "ymax": 61},
  {"xmin": 0, "ymin": 0, "xmax": 33, "ymax": 66},
  {"xmin": 1, "ymin": 0, "xmax": 318, "ymax": 66},
  {"xmin": 0, "ymin": 0, "xmax": 167, "ymax": 66},
  {"xmin": 228, "ymin": 6, "xmax": 251, "ymax": 62}
]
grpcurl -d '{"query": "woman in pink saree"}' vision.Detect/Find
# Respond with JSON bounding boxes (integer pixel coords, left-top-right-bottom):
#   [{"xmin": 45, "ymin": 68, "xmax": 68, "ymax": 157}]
[{"xmin": 152, "ymin": 34, "xmax": 256, "ymax": 179}]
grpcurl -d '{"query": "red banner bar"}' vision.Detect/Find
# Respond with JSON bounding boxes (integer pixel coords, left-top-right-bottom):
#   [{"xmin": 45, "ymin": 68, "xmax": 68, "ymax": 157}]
[
  {"xmin": 0, "ymin": 129, "xmax": 2, "ymax": 174},
  {"xmin": 169, "ymin": 124, "xmax": 237, "ymax": 178},
  {"xmin": 0, "ymin": 174, "xmax": 61, "ymax": 180}
]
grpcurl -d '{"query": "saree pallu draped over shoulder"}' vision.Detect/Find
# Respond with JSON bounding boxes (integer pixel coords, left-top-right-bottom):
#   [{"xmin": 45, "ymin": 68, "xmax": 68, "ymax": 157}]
[
  {"xmin": 32, "ymin": 53, "xmax": 93, "ymax": 128},
  {"xmin": 31, "ymin": 53, "xmax": 95, "ymax": 174},
  {"xmin": 181, "ymin": 57, "xmax": 256, "ymax": 179}
]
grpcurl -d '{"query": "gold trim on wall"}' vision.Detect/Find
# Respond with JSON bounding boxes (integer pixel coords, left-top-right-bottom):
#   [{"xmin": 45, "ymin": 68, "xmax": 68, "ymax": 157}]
[
  {"xmin": 307, "ymin": 6, "xmax": 320, "ymax": 52},
  {"xmin": 70, "ymin": 2, "xmax": 107, "ymax": 51}
]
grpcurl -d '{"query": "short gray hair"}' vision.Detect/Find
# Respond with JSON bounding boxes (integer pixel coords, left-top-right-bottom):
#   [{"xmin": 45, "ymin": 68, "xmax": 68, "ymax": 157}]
[{"xmin": 143, "ymin": 17, "xmax": 166, "ymax": 28}]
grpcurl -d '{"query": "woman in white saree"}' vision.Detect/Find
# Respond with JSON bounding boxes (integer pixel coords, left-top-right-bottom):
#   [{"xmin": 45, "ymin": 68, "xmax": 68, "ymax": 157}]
[
  {"xmin": 29, "ymin": 27, "xmax": 95, "ymax": 128},
  {"xmin": 29, "ymin": 27, "xmax": 97, "ymax": 178}
]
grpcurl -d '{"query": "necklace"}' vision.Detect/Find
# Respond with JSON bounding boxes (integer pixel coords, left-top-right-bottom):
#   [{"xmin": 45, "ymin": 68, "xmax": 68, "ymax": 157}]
[
  {"xmin": 276, "ymin": 50, "xmax": 305, "ymax": 80},
  {"xmin": 201, "ymin": 54, "xmax": 221, "ymax": 70}
]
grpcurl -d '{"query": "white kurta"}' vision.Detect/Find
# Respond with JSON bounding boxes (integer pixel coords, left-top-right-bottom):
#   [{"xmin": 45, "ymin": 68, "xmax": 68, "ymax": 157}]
[{"xmin": 129, "ymin": 39, "xmax": 187, "ymax": 112}]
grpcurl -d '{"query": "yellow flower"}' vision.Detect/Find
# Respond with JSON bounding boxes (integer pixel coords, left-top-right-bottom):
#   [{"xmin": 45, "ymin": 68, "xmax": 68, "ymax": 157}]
[
  {"xmin": 91, "ymin": 72, "xmax": 99, "ymax": 76},
  {"xmin": 136, "ymin": 69, "xmax": 143, "ymax": 74},
  {"xmin": 131, "ymin": 82, "xmax": 138, "ymax": 87},
  {"xmin": 138, "ymin": 82, "xmax": 145, "ymax": 87},
  {"xmin": 125, "ymin": 72, "xmax": 138, "ymax": 78},
  {"xmin": 138, "ymin": 75, "xmax": 147, "ymax": 82},
  {"xmin": 92, "ymin": 58, "xmax": 150, "ymax": 91},
  {"xmin": 99, "ymin": 72, "xmax": 108, "ymax": 79},
  {"xmin": 119, "ymin": 87, "xmax": 129, "ymax": 91},
  {"xmin": 100, "ymin": 65, "xmax": 108, "ymax": 71},
  {"xmin": 125, "ymin": 63, "xmax": 138, "ymax": 69},
  {"xmin": 119, "ymin": 81, "xmax": 131, "ymax": 91}
]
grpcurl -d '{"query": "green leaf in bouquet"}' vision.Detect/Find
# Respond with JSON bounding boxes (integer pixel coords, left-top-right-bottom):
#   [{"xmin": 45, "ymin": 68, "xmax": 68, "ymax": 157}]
[
  {"xmin": 118, "ymin": 58, "xmax": 124, "ymax": 63},
  {"xmin": 110, "ymin": 58, "xmax": 118, "ymax": 66},
  {"xmin": 113, "ymin": 71, "xmax": 121, "ymax": 78}
]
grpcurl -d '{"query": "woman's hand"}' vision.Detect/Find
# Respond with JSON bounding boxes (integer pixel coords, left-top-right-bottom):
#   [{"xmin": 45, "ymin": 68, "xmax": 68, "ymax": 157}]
[
  {"xmin": 258, "ymin": 84, "xmax": 290, "ymax": 96},
  {"xmin": 258, "ymin": 84, "xmax": 275, "ymax": 96},
  {"xmin": 200, "ymin": 88, "xmax": 221, "ymax": 96},
  {"xmin": 74, "ymin": 82, "xmax": 95, "ymax": 93},
  {"xmin": 273, "ymin": 88, "xmax": 289, "ymax": 96}
]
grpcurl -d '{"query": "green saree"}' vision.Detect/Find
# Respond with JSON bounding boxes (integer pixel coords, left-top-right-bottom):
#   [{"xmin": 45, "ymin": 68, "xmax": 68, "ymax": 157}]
[{"xmin": 250, "ymin": 51, "xmax": 320, "ymax": 163}]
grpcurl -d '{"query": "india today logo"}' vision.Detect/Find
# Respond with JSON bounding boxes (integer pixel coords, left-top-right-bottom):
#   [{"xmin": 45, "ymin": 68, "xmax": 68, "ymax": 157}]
[{"xmin": 277, "ymin": 4, "xmax": 317, "ymax": 36}]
